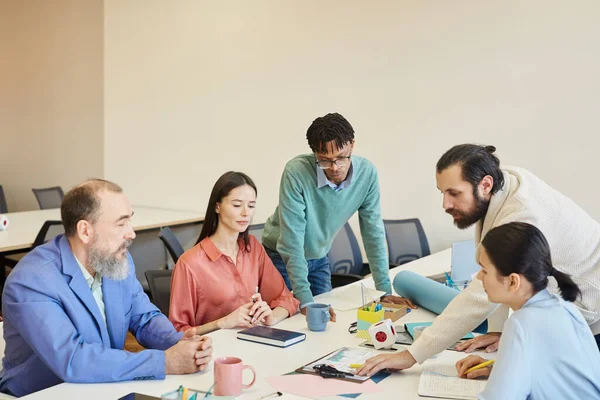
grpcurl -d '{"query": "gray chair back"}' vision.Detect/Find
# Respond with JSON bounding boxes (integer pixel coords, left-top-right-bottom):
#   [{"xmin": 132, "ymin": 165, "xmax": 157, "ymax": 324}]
[
  {"xmin": 327, "ymin": 222, "xmax": 363, "ymax": 275},
  {"xmin": 0, "ymin": 185, "xmax": 7, "ymax": 214},
  {"xmin": 159, "ymin": 227, "xmax": 185, "ymax": 264},
  {"xmin": 383, "ymin": 218, "xmax": 430, "ymax": 266},
  {"xmin": 145, "ymin": 269, "xmax": 173, "ymax": 317},
  {"xmin": 248, "ymin": 223, "xmax": 265, "ymax": 243},
  {"xmin": 33, "ymin": 220, "xmax": 65, "ymax": 248},
  {"xmin": 32, "ymin": 186, "xmax": 64, "ymax": 209},
  {"xmin": 129, "ymin": 229, "xmax": 168, "ymax": 292}
]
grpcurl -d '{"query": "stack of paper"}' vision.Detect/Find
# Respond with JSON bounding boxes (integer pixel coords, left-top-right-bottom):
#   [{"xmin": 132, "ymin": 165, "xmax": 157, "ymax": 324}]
[
  {"xmin": 418, "ymin": 363, "xmax": 487, "ymax": 399},
  {"xmin": 318, "ymin": 284, "xmax": 385, "ymax": 311}
]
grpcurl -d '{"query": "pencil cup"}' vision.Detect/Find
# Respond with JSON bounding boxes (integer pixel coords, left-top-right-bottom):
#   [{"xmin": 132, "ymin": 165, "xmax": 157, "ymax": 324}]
[{"xmin": 356, "ymin": 308, "xmax": 384, "ymax": 339}]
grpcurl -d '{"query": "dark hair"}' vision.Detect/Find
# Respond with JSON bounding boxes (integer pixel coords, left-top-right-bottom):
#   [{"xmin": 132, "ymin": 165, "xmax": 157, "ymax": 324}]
[
  {"xmin": 482, "ymin": 222, "xmax": 581, "ymax": 302},
  {"xmin": 196, "ymin": 171, "xmax": 257, "ymax": 251},
  {"xmin": 306, "ymin": 113, "xmax": 355, "ymax": 153},
  {"xmin": 61, "ymin": 179, "xmax": 123, "ymax": 237},
  {"xmin": 436, "ymin": 144, "xmax": 504, "ymax": 195}
]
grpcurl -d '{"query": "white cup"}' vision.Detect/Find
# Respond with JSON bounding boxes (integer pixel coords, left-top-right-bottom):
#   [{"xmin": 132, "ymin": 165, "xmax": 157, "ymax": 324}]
[{"xmin": 0, "ymin": 215, "xmax": 9, "ymax": 231}]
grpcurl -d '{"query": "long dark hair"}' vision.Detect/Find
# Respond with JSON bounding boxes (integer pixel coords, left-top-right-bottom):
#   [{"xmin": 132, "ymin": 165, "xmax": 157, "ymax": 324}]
[
  {"xmin": 482, "ymin": 222, "xmax": 581, "ymax": 302},
  {"xmin": 196, "ymin": 171, "xmax": 257, "ymax": 251}
]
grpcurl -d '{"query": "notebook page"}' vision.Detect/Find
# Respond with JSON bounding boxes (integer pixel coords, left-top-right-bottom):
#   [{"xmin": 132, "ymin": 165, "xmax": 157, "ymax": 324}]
[{"xmin": 418, "ymin": 364, "xmax": 487, "ymax": 400}]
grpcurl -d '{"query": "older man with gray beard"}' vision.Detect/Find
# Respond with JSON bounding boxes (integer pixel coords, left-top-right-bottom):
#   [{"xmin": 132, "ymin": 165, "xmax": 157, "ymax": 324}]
[{"xmin": 0, "ymin": 179, "xmax": 213, "ymax": 397}]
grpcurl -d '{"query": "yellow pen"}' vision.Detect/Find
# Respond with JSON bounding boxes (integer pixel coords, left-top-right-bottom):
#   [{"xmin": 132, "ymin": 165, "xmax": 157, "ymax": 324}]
[
  {"xmin": 350, "ymin": 363, "xmax": 363, "ymax": 369},
  {"xmin": 465, "ymin": 359, "xmax": 495, "ymax": 374},
  {"xmin": 181, "ymin": 386, "xmax": 188, "ymax": 400}
]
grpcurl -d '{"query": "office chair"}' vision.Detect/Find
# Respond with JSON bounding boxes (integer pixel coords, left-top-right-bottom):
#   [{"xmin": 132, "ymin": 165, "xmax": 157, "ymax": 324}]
[
  {"xmin": 0, "ymin": 185, "xmax": 7, "ymax": 214},
  {"xmin": 158, "ymin": 227, "xmax": 185, "ymax": 265},
  {"xmin": 145, "ymin": 269, "xmax": 173, "ymax": 317},
  {"xmin": 33, "ymin": 220, "xmax": 65, "ymax": 248},
  {"xmin": 32, "ymin": 186, "xmax": 64, "ymax": 209},
  {"xmin": 248, "ymin": 223, "xmax": 265, "ymax": 243},
  {"xmin": 383, "ymin": 218, "xmax": 430, "ymax": 266},
  {"xmin": 328, "ymin": 222, "xmax": 365, "ymax": 288}
]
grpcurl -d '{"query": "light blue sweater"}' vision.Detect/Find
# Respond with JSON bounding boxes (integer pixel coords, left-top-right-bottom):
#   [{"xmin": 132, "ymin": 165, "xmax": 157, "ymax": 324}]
[
  {"xmin": 262, "ymin": 154, "xmax": 391, "ymax": 305},
  {"xmin": 480, "ymin": 289, "xmax": 600, "ymax": 400}
]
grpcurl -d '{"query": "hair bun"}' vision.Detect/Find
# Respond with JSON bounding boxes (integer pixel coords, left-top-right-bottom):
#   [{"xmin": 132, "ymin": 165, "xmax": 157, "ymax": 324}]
[{"xmin": 483, "ymin": 145, "xmax": 496, "ymax": 153}]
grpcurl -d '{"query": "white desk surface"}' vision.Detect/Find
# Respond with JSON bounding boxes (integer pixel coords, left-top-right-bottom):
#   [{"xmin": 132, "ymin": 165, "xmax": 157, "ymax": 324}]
[
  {"xmin": 0, "ymin": 206, "xmax": 204, "ymax": 253},
  {"xmin": 22, "ymin": 248, "xmax": 478, "ymax": 400}
]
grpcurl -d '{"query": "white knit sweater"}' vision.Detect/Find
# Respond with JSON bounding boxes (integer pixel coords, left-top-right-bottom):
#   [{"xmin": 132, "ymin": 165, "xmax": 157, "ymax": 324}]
[{"xmin": 408, "ymin": 166, "xmax": 600, "ymax": 363}]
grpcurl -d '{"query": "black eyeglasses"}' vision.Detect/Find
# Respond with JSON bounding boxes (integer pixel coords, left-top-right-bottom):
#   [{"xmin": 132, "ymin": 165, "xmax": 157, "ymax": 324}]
[{"xmin": 315, "ymin": 154, "xmax": 352, "ymax": 170}]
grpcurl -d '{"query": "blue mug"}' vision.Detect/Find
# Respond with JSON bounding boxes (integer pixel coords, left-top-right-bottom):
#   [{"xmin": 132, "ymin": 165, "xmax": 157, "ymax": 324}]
[{"xmin": 306, "ymin": 303, "xmax": 330, "ymax": 332}]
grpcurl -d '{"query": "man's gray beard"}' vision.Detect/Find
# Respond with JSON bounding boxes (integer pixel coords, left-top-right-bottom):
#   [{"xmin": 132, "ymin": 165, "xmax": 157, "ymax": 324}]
[{"xmin": 88, "ymin": 240, "xmax": 132, "ymax": 281}]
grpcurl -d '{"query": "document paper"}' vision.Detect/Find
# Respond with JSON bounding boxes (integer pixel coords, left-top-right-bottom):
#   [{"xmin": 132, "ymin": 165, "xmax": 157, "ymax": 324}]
[{"xmin": 418, "ymin": 363, "xmax": 487, "ymax": 399}]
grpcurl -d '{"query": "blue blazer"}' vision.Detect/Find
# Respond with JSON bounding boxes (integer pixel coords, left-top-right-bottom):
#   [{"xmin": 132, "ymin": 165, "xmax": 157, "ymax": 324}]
[{"xmin": 0, "ymin": 235, "xmax": 183, "ymax": 397}]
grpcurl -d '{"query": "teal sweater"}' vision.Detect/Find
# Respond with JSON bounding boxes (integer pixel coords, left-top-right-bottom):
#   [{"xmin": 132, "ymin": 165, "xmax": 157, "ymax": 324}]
[{"xmin": 262, "ymin": 154, "xmax": 391, "ymax": 305}]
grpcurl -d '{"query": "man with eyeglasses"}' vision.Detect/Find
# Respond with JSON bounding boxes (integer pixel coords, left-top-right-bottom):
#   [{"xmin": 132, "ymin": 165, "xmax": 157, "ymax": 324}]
[{"xmin": 262, "ymin": 113, "xmax": 415, "ymax": 319}]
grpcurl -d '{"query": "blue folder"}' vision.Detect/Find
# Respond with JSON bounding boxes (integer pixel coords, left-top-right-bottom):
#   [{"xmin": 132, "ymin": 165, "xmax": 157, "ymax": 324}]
[{"xmin": 404, "ymin": 322, "xmax": 474, "ymax": 340}]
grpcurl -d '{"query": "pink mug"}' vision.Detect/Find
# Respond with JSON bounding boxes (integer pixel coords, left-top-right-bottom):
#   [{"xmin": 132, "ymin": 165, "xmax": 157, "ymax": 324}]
[{"xmin": 214, "ymin": 356, "xmax": 256, "ymax": 396}]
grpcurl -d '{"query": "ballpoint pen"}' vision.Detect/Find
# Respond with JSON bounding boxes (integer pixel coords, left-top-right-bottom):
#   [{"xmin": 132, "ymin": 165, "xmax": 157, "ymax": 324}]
[
  {"xmin": 257, "ymin": 391, "xmax": 283, "ymax": 400},
  {"xmin": 249, "ymin": 286, "xmax": 259, "ymax": 317},
  {"xmin": 204, "ymin": 382, "xmax": 216, "ymax": 399}
]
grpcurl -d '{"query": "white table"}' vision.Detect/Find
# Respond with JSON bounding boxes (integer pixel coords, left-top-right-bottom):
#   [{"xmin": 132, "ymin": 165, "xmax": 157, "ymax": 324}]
[
  {"xmin": 21, "ymin": 249, "xmax": 479, "ymax": 400},
  {"xmin": 0, "ymin": 207, "xmax": 204, "ymax": 254}
]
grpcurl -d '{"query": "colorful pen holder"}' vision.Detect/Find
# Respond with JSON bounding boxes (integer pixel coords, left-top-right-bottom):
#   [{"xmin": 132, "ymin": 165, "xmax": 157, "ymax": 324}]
[{"xmin": 356, "ymin": 307, "xmax": 384, "ymax": 339}]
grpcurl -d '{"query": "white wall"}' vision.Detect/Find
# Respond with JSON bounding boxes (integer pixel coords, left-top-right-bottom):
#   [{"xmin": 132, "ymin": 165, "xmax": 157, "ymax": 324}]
[
  {"xmin": 0, "ymin": 0, "xmax": 104, "ymax": 211},
  {"xmin": 104, "ymin": 0, "xmax": 600, "ymax": 253}
]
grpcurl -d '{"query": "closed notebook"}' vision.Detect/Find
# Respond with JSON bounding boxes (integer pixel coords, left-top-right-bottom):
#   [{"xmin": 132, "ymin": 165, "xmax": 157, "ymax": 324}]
[{"xmin": 237, "ymin": 326, "xmax": 306, "ymax": 348}]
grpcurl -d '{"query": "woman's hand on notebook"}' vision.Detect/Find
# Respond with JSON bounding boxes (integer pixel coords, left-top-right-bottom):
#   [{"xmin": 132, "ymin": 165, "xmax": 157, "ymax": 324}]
[
  {"xmin": 455, "ymin": 332, "xmax": 501, "ymax": 353},
  {"xmin": 379, "ymin": 295, "xmax": 418, "ymax": 309},
  {"xmin": 355, "ymin": 350, "xmax": 417, "ymax": 376}
]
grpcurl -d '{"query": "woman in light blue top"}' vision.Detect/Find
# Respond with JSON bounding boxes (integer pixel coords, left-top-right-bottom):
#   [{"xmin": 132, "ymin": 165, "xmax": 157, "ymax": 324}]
[{"xmin": 456, "ymin": 222, "xmax": 600, "ymax": 400}]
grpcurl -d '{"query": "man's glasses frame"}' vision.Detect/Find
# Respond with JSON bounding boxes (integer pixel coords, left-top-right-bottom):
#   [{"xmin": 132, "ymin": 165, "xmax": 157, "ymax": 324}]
[{"xmin": 315, "ymin": 154, "xmax": 352, "ymax": 170}]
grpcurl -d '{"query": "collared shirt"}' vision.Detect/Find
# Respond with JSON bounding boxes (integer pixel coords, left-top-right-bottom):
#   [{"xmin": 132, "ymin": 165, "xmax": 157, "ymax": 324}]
[
  {"xmin": 169, "ymin": 235, "xmax": 300, "ymax": 332},
  {"xmin": 479, "ymin": 289, "xmax": 600, "ymax": 400},
  {"xmin": 74, "ymin": 256, "xmax": 107, "ymax": 327},
  {"xmin": 316, "ymin": 162, "xmax": 354, "ymax": 192}
]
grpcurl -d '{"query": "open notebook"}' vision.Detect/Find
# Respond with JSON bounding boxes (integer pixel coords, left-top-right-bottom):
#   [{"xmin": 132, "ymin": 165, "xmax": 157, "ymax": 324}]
[{"xmin": 418, "ymin": 363, "xmax": 487, "ymax": 399}]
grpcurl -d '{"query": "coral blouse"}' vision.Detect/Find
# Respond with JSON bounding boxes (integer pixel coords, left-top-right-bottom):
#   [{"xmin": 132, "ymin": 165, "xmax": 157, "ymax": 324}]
[{"xmin": 169, "ymin": 235, "xmax": 299, "ymax": 332}]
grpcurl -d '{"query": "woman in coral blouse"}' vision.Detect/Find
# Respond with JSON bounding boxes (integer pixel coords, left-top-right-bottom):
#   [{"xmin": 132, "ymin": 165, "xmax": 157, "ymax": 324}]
[{"xmin": 169, "ymin": 171, "xmax": 300, "ymax": 334}]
